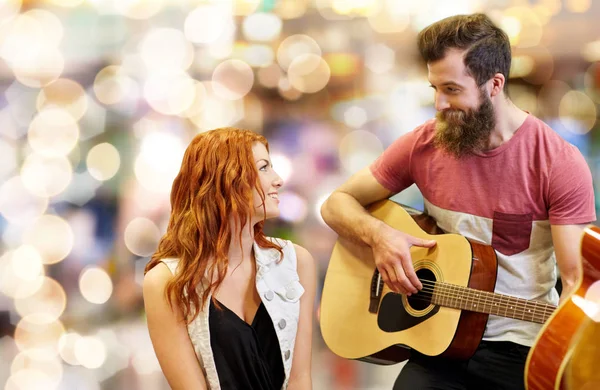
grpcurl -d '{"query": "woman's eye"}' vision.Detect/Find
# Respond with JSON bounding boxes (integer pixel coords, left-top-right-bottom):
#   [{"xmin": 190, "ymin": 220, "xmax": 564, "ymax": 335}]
[{"xmin": 259, "ymin": 165, "xmax": 268, "ymax": 171}]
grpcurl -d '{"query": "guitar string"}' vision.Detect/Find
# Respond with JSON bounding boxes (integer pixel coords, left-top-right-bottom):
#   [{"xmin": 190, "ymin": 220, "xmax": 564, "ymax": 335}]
[{"xmin": 388, "ymin": 279, "xmax": 555, "ymax": 322}]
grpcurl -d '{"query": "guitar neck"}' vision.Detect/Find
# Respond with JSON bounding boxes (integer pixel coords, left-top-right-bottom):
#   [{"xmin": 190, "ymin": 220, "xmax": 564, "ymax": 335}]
[{"xmin": 430, "ymin": 282, "xmax": 556, "ymax": 324}]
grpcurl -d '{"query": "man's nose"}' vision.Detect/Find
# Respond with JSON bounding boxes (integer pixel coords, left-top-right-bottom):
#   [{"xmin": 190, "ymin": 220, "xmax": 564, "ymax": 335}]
[{"xmin": 435, "ymin": 93, "xmax": 450, "ymax": 111}]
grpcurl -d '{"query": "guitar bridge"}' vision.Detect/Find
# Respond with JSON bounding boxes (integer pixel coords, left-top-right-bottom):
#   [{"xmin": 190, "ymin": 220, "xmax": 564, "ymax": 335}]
[{"xmin": 369, "ymin": 269, "xmax": 384, "ymax": 313}]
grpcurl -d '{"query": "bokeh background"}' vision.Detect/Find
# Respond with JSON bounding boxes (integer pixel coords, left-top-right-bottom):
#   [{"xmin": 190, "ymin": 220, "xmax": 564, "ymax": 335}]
[{"xmin": 0, "ymin": 0, "xmax": 599, "ymax": 389}]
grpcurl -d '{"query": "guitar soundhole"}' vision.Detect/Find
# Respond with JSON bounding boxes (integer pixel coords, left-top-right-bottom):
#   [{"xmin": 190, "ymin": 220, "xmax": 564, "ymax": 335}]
[{"xmin": 407, "ymin": 268, "xmax": 436, "ymax": 311}]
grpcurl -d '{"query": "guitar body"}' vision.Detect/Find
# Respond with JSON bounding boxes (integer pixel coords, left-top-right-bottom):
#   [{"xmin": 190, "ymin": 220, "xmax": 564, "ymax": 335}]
[
  {"xmin": 525, "ymin": 226, "xmax": 600, "ymax": 390},
  {"xmin": 320, "ymin": 200, "xmax": 498, "ymax": 364}
]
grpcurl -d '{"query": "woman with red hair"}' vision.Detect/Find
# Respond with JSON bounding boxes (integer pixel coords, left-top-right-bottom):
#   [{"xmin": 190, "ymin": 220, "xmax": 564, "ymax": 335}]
[{"xmin": 143, "ymin": 128, "xmax": 316, "ymax": 389}]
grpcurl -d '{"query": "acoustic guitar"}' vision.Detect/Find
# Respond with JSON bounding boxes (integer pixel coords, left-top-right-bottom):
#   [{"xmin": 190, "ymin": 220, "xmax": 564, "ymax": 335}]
[
  {"xmin": 320, "ymin": 199, "xmax": 556, "ymax": 364},
  {"xmin": 525, "ymin": 225, "xmax": 600, "ymax": 390}
]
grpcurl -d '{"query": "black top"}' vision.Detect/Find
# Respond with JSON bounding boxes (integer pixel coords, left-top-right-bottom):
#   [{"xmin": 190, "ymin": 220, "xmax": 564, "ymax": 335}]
[{"xmin": 209, "ymin": 299, "xmax": 285, "ymax": 390}]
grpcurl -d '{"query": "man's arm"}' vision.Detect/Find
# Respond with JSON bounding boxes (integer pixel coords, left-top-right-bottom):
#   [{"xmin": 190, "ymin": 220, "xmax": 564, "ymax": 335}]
[
  {"xmin": 320, "ymin": 167, "xmax": 436, "ymax": 295},
  {"xmin": 551, "ymin": 224, "xmax": 587, "ymax": 304}
]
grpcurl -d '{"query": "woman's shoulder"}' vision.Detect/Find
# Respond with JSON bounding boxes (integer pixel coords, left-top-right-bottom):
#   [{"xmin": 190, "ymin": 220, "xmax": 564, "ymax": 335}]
[{"xmin": 143, "ymin": 258, "xmax": 179, "ymax": 294}]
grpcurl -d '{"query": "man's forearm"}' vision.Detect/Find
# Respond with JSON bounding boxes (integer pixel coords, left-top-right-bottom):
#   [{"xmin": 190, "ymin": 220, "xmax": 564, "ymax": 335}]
[{"xmin": 321, "ymin": 191, "xmax": 383, "ymax": 247}]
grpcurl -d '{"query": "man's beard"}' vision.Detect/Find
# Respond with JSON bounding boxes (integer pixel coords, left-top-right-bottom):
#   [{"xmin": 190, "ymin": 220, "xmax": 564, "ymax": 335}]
[{"xmin": 434, "ymin": 90, "xmax": 496, "ymax": 158}]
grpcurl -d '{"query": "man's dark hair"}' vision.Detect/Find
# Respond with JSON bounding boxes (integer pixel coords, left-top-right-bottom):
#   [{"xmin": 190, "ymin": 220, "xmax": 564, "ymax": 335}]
[{"xmin": 417, "ymin": 13, "xmax": 511, "ymax": 92}]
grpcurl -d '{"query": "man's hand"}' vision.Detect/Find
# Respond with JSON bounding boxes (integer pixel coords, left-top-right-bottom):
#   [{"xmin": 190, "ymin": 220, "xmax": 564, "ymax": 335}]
[{"xmin": 371, "ymin": 222, "xmax": 437, "ymax": 295}]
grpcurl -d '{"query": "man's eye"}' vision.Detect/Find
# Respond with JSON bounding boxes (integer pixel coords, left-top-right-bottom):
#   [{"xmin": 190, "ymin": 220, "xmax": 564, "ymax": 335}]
[{"xmin": 447, "ymin": 87, "xmax": 459, "ymax": 93}]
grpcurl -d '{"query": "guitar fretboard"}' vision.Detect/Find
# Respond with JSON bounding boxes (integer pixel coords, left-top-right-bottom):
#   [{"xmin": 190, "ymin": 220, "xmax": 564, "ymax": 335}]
[{"xmin": 430, "ymin": 282, "xmax": 555, "ymax": 324}]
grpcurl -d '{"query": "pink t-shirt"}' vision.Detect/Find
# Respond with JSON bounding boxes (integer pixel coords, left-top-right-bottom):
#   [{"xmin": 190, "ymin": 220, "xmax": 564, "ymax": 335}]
[{"xmin": 370, "ymin": 114, "xmax": 595, "ymax": 346}]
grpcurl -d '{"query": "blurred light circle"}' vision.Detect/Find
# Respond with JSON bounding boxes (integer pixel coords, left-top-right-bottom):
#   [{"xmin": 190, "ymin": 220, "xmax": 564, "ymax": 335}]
[
  {"xmin": 46, "ymin": 0, "xmax": 83, "ymax": 7},
  {"xmin": 277, "ymin": 34, "xmax": 322, "ymax": 71},
  {"xmin": 278, "ymin": 192, "xmax": 308, "ymax": 223},
  {"xmin": 14, "ymin": 315, "xmax": 65, "ymax": 356},
  {"xmin": 28, "ymin": 108, "xmax": 79, "ymax": 158},
  {"xmin": 0, "ymin": 14, "xmax": 44, "ymax": 61},
  {"xmin": 115, "ymin": 0, "xmax": 164, "ymax": 20},
  {"xmin": 0, "ymin": 138, "xmax": 17, "ymax": 180},
  {"xmin": 243, "ymin": 44, "xmax": 275, "ymax": 68},
  {"xmin": 134, "ymin": 132, "xmax": 184, "ymax": 193},
  {"xmin": 184, "ymin": 4, "xmax": 231, "ymax": 44},
  {"xmin": 584, "ymin": 62, "xmax": 600, "ymax": 104},
  {"xmin": 270, "ymin": 154, "xmax": 292, "ymax": 182},
  {"xmin": 288, "ymin": 54, "xmax": 331, "ymax": 93},
  {"xmin": 582, "ymin": 40, "xmax": 600, "ymax": 63},
  {"xmin": 37, "ymin": 78, "xmax": 88, "ymax": 121},
  {"xmin": 502, "ymin": 7, "xmax": 543, "ymax": 48},
  {"xmin": 242, "ymin": 12, "xmax": 282, "ymax": 42},
  {"xmin": 566, "ymin": 0, "xmax": 591, "ymax": 13},
  {"xmin": 10, "ymin": 351, "xmax": 63, "ymax": 389},
  {"xmin": 275, "ymin": 0, "xmax": 308, "ymax": 19},
  {"xmin": 277, "ymin": 77, "xmax": 302, "ymax": 101},
  {"xmin": 510, "ymin": 55, "xmax": 535, "ymax": 78},
  {"xmin": 257, "ymin": 64, "xmax": 282, "ymax": 88},
  {"xmin": 23, "ymin": 214, "xmax": 74, "ymax": 265},
  {"xmin": 94, "ymin": 65, "xmax": 136, "ymax": 105},
  {"xmin": 339, "ymin": 130, "xmax": 383, "ymax": 173},
  {"xmin": 86, "ymin": 143, "xmax": 121, "ymax": 181},
  {"xmin": 23, "ymin": 9, "xmax": 63, "ymax": 47},
  {"xmin": 538, "ymin": 80, "xmax": 571, "ymax": 118},
  {"xmin": 0, "ymin": 176, "xmax": 48, "ymax": 224},
  {"xmin": 144, "ymin": 71, "xmax": 196, "ymax": 115},
  {"xmin": 558, "ymin": 91, "xmax": 597, "ymax": 134},
  {"xmin": 367, "ymin": 5, "xmax": 410, "ymax": 34},
  {"xmin": 365, "ymin": 43, "xmax": 395, "ymax": 74},
  {"xmin": 212, "ymin": 59, "xmax": 254, "ymax": 100},
  {"xmin": 58, "ymin": 332, "xmax": 82, "ymax": 366},
  {"xmin": 4, "ymin": 369, "xmax": 56, "ymax": 390},
  {"xmin": 0, "ymin": 0, "xmax": 21, "ymax": 25},
  {"xmin": 0, "ymin": 250, "xmax": 45, "ymax": 299},
  {"xmin": 181, "ymin": 81, "xmax": 207, "ymax": 118},
  {"xmin": 11, "ymin": 47, "xmax": 64, "ymax": 88},
  {"xmin": 140, "ymin": 28, "xmax": 194, "ymax": 71},
  {"xmin": 522, "ymin": 47, "xmax": 554, "ymax": 86},
  {"xmin": 124, "ymin": 217, "xmax": 161, "ymax": 257},
  {"xmin": 79, "ymin": 266, "xmax": 113, "ymax": 304},
  {"xmin": 11, "ymin": 245, "xmax": 44, "ymax": 282},
  {"xmin": 508, "ymin": 85, "xmax": 538, "ymax": 116},
  {"xmin": 15, "ymin": 276, "xmax": 67, "ymax": 322},
  {"xmin": 344, "ymin": 106, "xmax": 368, "ymax": 128},
  {"xmin": 74, "ymin": 336, "xmax": 106, "ymax": 369},
  {"xmin": 233, "ymin": 0, "xmax": 261, "ymax": 16},
  {"xmin": 21, "ymin": 154, "xmax": 73, "ymax": 197}
]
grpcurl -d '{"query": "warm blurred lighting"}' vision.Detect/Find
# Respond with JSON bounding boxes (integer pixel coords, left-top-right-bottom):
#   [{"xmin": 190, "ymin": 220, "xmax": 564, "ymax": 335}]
[
  {"xmin": 20, "ymin": 154, "xmax": 73, "ymax": 197},
  {"xmin": 0, "ymin": 0, "xmax": 21, "ymax": 25},
  {"xmin": 114, "ymin": 0, "xmax": 165, "ymax": 20},
  {"xmin": 270, "ymin": 154, "xmax": 293, "ymax": 182},
  {"xmin": 23, "ymin": 214, "xmax": 74, "ymax": 265},
  {"xmin": 365, "ymin": 43, "xmax": 395, "ymax": 74},
  {"xmin": 582, "ymin": 40, "xmax": 600, "ymax": 63},
  {"xmin": 10, "ymin": 351, "xmax": 63, "ymax": 389},
  {"xmin": 275, "ymin": 0, "xmax": 308, "ymax": 19},
  {"xmin": 522, "ymin": 47, "xmax": 554, "ymax": 85},
  {"xmin": 558, "ymin": 91, "xmax": 597, "ymax": 134},
  {"xmin": 339, "ymin": 130, "xmax": 383, "ymax": 174},
  {"xmin": 58, "ymin": 332, "xmax": 82, "ymax": 366},
  {"xmin": 15, "ymin": 277, "xmax": 67, "ymax": 323},
  {"xmin": 212, "ymin": 59, "xmax": 255, "ymax": 100},
  {"xmin": 279, "ymin": 191, "xmax": 308, "ymax": 223},
  {"xmin": 325, "ymin": 53, "xmax": 359, "ymax": 77},
  {"xmin": 331, "ymin": 0, "xmax": 378, "ymax": 16},
  {"xmin": 10, "ymin": 245, "xmax": 44, "ymax": 282},
  {"xmin": 583, "ymin": 62, "xmax": 600, "ymax": 104},
  {"xmin": 0, "ymin": 176, "xmax": 48, "ymax": 225},
  {"xmin": 242, "ymin": 44, "xmax": 275, "ymax": 68},
  {"xmin": 14, "ymin": 315, "xmax": 65, "ymax": 356},
  {"xmin": 243, "ymin": 12, "xmax": 282, "ymax": 42},
  {"xmin": 140, "ymin": 28, "xmax": 194, "ymax": 72},
  {"xmin": 79, "ymin": 266, "xmax": 113, "ymax": 304},
  {"xmin": 501, "ymin": 7, "xmax": 543, "ymax": 48},
  {"xmin": 344, "ymin": 106, "xmax": 368, "ymax": 128},
  {"xmin": 367, "ymin": 3, "xmax": 410, "ymax": 34},
  {"xmin": 94, "ymin": 65, "xmax": 137, "ymax": 105},
  {"xmin": 184, "ymin": 4, "xmax": 232, "ymax": 44},
  {"xmin": 74, "ymin": 335, "xmax": 107, "ymax": 369},
  {"xmin": 4, "ymin": 369, "xmax": 57, "ymax": 390},
  {"xmin": 538, "ymin": 80, "xmax": 571, "ymax": 118},
  {"xmin": 510, "ymin": 55, "xmax": 535, "ymax": 78},
  {"xmin": 257, "ymin": 63, "xmax": 282, "ymax": 88},
  {"xmin": 565, "ymin": 0, "xmax": 591, "ymax": 13},
  {"xmin": 124, "ymin": 217, "xmax": 161, "ymax": 257},
  {"xmin": 277, "ymin": 77, "xmax": 303, "ymax": 101},
  {"xmin": 134, "ymin": 131, "xmax": 185, "ymax": 193},
  {"xmin": 0, "ymin": 138, "xmax": 17, "ymax": 180},
  {"xmin": 0, "ymin": 249, "xmax": 45, "ymax": 299},
  {"xmin": 234, "ymin": 0, "xmax": 261, "ymax": 16},
  {"xmin": 509, "ymin": 85, "xmax": 538, "ymax": 116},
  {"xmin": 87, "ymin": 143, "xmax": 121, "ymax": 181},
  {"xmin": 143, "ymin": 71, "xmax": 196, "ymax": 115},
  {"xmin": 288, "ymin": 54, "xmax": 331, "ymax": 93},
  {"xmin": 188, "ymin": 82, "xmax": 245, "ymax": 130},
  {"xmin": 499, "ymin": 15, "xmax": 521, "ymax": 44},
  {"xmin": 47, "ymin": 0, "xmax": 83, "ymax": 6},
  {"xmin": 37, "ymin": 78, "xmax": 88, "ymax": 121},
  {"xmin": 277, "ymin": 34, "xmax": 322, "ymax": 71},
  {"xmin": 28, "ymin": 108, "xmax": 80, "ymax": 158}
]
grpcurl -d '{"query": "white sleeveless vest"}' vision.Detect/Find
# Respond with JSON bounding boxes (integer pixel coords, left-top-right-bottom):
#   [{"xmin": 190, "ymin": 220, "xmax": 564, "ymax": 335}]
[{"xmin": 160, "ymin": 238, "xmax": 304, "ymax": 390}]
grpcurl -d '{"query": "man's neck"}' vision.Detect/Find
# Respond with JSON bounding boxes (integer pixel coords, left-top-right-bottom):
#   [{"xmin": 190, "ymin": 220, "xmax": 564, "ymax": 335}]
[{"xmin": 484, "ymin": 97, "xmax": 529, "ymax": 151}]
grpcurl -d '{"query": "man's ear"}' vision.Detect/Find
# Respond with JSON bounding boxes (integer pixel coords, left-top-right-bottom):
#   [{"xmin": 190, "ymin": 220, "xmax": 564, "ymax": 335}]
[{"xmin": 489, "ymin": 73, "xmax": 505, "ymax": 97}]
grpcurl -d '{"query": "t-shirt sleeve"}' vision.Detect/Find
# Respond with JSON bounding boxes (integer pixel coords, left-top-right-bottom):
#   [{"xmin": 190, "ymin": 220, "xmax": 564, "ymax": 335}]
[
  {"xmin": 369, "ymin": 127, "xmax": 422, "ymax": 193},
  {"xmin": 548, "ymin": 145, "xmax": 596, "ymax": 225}
]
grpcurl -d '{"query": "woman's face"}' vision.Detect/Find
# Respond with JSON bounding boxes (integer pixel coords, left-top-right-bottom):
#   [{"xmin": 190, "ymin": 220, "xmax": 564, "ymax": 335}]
[{"xmin": 252, "ymin": 142, "xmax": 283, "ymax": 222}]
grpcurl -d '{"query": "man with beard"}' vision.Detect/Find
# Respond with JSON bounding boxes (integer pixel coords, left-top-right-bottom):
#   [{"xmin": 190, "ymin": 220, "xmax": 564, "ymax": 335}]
[{"xmin": 320, "ymin": 13, "xmax": 595, "ymax": 390}]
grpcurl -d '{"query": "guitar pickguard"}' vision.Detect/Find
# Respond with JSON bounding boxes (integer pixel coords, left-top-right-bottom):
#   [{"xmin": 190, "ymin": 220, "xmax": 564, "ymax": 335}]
[{"xmin": 378, "ymin": 292, "xmax": 440, "ymax": 332}]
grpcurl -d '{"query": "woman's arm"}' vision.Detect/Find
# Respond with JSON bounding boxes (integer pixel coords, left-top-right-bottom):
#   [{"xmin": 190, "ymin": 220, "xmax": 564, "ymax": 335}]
[
  {"xmin": 143, "ymin": 263, "xmax": 208, "ymax": 390},
  {"xmin": 288, "ymin": 244, "xmax": 317, "ymax": 389}
]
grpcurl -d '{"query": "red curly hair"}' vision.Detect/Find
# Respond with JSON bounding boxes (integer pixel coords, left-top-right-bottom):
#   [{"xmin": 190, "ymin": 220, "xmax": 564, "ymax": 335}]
[{"xmin": 145, "ymin": 127, "xmax": 282, "ymax": 323}]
